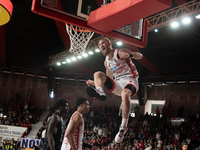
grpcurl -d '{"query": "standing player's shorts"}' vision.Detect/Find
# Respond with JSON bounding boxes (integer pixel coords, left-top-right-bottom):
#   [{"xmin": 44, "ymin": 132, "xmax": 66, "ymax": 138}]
[{"xmin": 105, "ymin": 76, "xmax": 139, "ymax": 97}]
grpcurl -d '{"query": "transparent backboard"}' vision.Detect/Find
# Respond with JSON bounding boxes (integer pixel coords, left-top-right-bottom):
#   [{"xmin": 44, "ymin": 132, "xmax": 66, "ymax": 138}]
[{"xmin": 41, "ymin": 0, "xmax": 144, "ymax": 41}]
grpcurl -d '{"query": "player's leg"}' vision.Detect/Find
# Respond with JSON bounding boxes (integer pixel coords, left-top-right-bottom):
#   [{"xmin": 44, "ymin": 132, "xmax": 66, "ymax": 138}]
[
  {"xmin": 85, "ymin": 71, "xmax": 108, "ymax": 101},
  {"xmin": 121, "ymin": 88, "xmax": 132, "ymax": 118},
  {"xmin": 114, "ymin": 85, "xmax": 137, "ymax": 143},
  {"xmin": 121, "ymin": 85, "xmax": 137, "ymax": 118},
  {"xmin": 93, "ymin": 71, "xmax": 107, "ymax": 89}
]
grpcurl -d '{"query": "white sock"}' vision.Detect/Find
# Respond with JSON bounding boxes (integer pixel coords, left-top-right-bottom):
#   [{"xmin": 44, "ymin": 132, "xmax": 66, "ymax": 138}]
[
  {"xmin": 96, "ymin": 87, "xmax": 104, "ymax": 92},
  {"xmin": 120, "ymin": 118, "xmax": 128, "ymax": 128},
  {"xmin": 96, "ymin": 87, "xmax": 106, "ymax": 95}
]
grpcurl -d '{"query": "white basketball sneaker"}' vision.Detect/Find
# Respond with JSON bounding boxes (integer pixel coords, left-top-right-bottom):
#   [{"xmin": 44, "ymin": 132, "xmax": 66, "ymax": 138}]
[{"xmin": 114, "ymin": 127, "xmax": 128, "ymax": 143}]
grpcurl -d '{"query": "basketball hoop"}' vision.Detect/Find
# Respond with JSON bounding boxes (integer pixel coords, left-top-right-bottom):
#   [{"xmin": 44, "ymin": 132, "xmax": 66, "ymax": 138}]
[{"xmin": 65, "ymin": 23, "xmax": 94, "ymax": 54}]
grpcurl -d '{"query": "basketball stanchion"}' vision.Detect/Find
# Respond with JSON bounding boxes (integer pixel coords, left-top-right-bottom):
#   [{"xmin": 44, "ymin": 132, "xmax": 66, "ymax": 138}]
[{"xmin": 65, "ymin": 23, "xmax": 94, "ymax": 54}]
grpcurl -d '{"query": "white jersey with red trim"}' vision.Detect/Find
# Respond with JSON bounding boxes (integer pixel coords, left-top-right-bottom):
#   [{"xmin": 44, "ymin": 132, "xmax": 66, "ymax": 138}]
[
  {"xmin": 105, "ymin": 49, "xmax": 139, "ymax": 80},
  {"xmin": 61, "ymin": 111, "xmax": 84, "ymax": 150}
]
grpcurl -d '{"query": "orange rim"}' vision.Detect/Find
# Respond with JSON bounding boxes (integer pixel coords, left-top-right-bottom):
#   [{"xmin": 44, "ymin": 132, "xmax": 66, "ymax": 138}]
[{"xmin": 66, "ymin": 24, "xmax": 91, "ymax": 33}]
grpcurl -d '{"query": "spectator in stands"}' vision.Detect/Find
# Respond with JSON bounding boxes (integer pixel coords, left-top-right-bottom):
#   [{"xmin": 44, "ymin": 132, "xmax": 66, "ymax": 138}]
[
  {"xmin": 2, "ymin": 139, "xmax": 8, "ymax": 150},
  {"xmin": 174, "ymin": 130, "xmax": 180, "ymax": 141},
  {"xmin": 139, "ymin": 129, "xmax": 144, "ymax": 138},
  {"xmin": 186, "ymin": 137, "xmax": 191, "ymax": 145},
  {"xmin": 157, "ymin": 137, "xmax": 162, "ymax": 149},
  {"xmin": 182, "ymin": 143, "xmax": 188, "ymax": 150},
  {"xmin": 34, "ymin": 144, "xmax": 40, "ymax": 150},
  {"xmin": 155, "ymin": 107, "xmax": 160, "ymax": 118},
  {"xmin": 4, "ymin": 118, "xmax": 9, "ymax": 125},
  {"xmin": 36, "ymin": 129, "xmax": 42, "ymax": 139},
  {"xmin": 98, "ymin": 126, "xmax": 103, "ymax": 136},
  {"xmin": 144, "ymin": 143, "xmax": 152, "ymax": 150},
  {"xmin": 8, "ymin": 139, "xmax": 14, "ymax": 150},
  {"xmin": 156, "ymin": 131, "xmax": 161, "ymax": 141},
  {"xmin": 138, "ymin": 139, "xmax": 144, "ymax": 150},
  {"xmin": 196, "ymin": 111, "xmax": 200, "ymax": 121},
  {"xmin": 0, "ymin": 137, "xmax": 3, "ymax": 150},
  {"xmin": 93, "ymin": 124, "xmax": 98, "ymax": 133},
  {"xmin": 14, "ymin": 138, "xmax": 20, "ymax": 150},
  {"xmin": 162, "ymin": 106, "xmax": 166, "ymax": 118},
  {"xmin": 143, "ymin": 118, "xmax": 148, "ymax": 127},
  {"xmin": 21, "ymin": 119, "xmax": 27, "ymax": 127},
  {"xmin": 27, "ymin": 120, "xmax": 32, "ymax": 134}
]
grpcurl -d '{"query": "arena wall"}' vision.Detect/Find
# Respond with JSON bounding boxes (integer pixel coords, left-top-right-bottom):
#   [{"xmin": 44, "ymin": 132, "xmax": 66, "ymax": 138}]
[{"xmin": 0, "ymin": 73, "xmax": 199, "ymax": 115}]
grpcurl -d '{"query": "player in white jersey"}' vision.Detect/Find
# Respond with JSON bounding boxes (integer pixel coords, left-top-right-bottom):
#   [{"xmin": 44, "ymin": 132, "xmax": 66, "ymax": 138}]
[
  {"xmin": 85, "ymin": 37, "xmax": 143, "ymax": 143},
  {"xmin": 61, "ymin": 98, "xmax": 100, "ymax": 150}
]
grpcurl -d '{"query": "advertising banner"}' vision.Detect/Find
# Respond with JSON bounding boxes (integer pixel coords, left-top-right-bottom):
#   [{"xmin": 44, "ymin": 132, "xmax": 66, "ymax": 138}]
[
  {"xmin": 20, "ymin": 138, "xmax": 41, "ymax": 149},
  {"xmin": 0, "ymin": 125, "xmax": 27, "ymax": 140},
  {"xmin": 171, "ymin": 118, "xmax": 185, "ymax": 126}
]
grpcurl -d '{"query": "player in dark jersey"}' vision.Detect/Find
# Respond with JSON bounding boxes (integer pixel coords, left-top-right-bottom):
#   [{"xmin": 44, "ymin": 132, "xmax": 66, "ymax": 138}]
[{"xmin": 47, "ymin": 99, "xmax": 69, "ymax": 150}]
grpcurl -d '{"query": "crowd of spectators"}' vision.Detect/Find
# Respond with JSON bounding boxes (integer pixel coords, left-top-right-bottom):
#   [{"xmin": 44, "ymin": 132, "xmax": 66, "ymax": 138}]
[
  {"xmin": 81, "ymin": 105, "xmax": 200, "ymax": 150},
  {"xmin": 0, "ymin": 138, "xmax": 20, "ymax": 150},
  {"xmin": 0, "ymin": 101, "xmax": 41, "ymax": 136},
  {"xmin": 36, "ymin": 104, "xmax": 200, "ymax": 150},
  {"xmin": 89, "ymin": 106, "xmax": 200, "ymax": 150},
  {"xmin": 0, "ymin": 92, "xmax": 42, "ymax": 150}
]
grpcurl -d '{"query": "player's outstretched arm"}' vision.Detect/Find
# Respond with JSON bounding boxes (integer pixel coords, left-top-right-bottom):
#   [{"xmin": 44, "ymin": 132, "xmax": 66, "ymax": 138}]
[{"xmin": 118, "ymin": 49, "xmax": 143, "ymax": 60}]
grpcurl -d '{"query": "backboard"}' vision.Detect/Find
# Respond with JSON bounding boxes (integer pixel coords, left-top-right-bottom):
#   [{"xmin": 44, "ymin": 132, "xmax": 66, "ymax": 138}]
[
  {"xmin": 32, "ymin": 0, "xmax": 171, "ymax": 48},
  {"xmin": 41, "ymin": 0, "xmax": 100, "ymax": 21}
]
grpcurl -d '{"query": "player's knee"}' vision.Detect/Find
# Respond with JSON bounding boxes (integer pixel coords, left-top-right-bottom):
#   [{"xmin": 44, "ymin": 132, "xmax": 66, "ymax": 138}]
[
  {"xmin": 121, "ymin": 89, "xmax": 132, "ymax": 99},
  {"xmin": 94, "ymin": 71, "xmax": 106, "ymax": 79}
]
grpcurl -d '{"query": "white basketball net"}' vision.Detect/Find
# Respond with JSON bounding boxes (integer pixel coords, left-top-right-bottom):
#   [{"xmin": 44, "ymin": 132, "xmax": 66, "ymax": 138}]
[{"xmin": 66, "ymin": 24, "xmax": 94, "ymax": 54}]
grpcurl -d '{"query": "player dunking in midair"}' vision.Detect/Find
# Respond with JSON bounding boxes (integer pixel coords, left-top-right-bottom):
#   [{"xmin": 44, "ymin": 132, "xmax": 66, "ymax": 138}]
[{"xmin": 86, "ymin": 37, "xmax": 143, "ymax": 143}]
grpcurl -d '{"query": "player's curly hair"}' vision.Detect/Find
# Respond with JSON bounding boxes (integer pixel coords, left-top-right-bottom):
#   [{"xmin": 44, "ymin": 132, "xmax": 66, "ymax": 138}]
[{"xmin": 55, "ymin": 99, "xmax": 68, "ymax": 109}]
